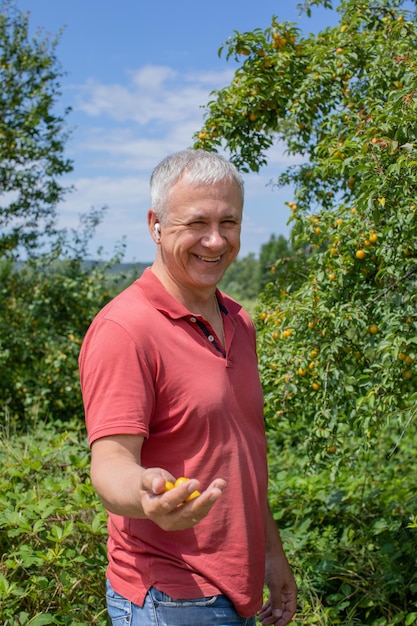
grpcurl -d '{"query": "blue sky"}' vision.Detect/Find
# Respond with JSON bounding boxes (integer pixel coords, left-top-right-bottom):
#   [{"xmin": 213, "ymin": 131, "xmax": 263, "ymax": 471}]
[{"xmin": 16, "ymin": 1, "xmax": 338, "ymax": 263}]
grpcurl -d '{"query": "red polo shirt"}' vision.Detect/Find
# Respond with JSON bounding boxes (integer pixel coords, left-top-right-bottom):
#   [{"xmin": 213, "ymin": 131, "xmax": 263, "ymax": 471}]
[{"xmin": 79, "ymin": 268, "xmax": 268, "ymax": 618}]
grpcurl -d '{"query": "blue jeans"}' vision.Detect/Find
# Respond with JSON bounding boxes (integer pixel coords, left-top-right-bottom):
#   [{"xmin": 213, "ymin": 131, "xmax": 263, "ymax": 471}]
[{"xmin": 106, "ymin": 579, "xmax": 256, "ymax": 626}]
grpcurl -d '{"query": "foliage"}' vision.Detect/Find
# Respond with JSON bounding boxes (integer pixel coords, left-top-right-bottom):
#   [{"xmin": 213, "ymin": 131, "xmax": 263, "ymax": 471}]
[
  {"xmin": 268, "ymin": 420, "xmax": 417, "ymax": 625},
  {"xmin": 258, "ymin": 233, "xmax": 305, "ymax": 291},
  {"xmin": 0, "ymin": 419, "xmax": 108, "ymax": 625},
  {"xmin": 219, "ymin": 251, "xmax": 260, "ymax": 301},
  {"xmin": 220, "ymin": 233, "xmax": 299, "ymax": 302},
  {"xmin": 0, "ymin": 214, "xmax": 141, "ymax": 427},
  {"xmin": 194, "ymin": 0, "xmax": 417, "ymax": 621},
  {"xmin": 0, "ymin": 0, "xmax": 72, "ymax": 258},
  {"xmin": 1, "ymin": 409, "xmax": 415, "ymax": 625}
]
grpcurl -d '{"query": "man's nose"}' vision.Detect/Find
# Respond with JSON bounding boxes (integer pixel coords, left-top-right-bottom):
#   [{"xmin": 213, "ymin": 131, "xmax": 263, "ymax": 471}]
[{"xmin": 201, "ymin": 227, "xmax": 225, "ymax": 246}]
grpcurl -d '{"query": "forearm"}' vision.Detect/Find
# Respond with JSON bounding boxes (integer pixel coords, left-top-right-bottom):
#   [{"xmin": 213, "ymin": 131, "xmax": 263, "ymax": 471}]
[
  {"xmin": 89, "ymin": 434, "xmax": 169, "ymax": 518},
  {"xmin": 259, "ymin": 504, "xmax": 297, "ymax": 625},
  {"xmin": 89, "ymin": 435, "xmax": 226, "ymax": 530},
  {"xmin": 265, "ymin": 505, "xmax": 286, "ymax": 561},
  {"xmin": 91, "ymin": 453, "xmax": 149, "ymax": 518}
]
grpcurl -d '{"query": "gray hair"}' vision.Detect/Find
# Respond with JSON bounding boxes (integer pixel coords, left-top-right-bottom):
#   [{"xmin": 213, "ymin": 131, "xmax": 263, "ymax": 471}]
[{"xmin": 150, "ymin": 149, "xmax": 244, "ymax": 223}]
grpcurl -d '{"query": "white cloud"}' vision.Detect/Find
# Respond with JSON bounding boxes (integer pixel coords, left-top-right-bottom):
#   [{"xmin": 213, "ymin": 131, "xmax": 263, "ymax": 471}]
[
  {"xmin": 56, "ymin": 174, "xmax": 153, "ymax": 260},
  {"xmin": 130, "ymin": 65, "xmax": 178, "ymax": 91},
  {"xmin": 74, "ymin": 66, "xmax": 233, "ymax": 126},
  {"xmin": 75, "ymin": 132, "xmax": 184, "ymax": 170}
]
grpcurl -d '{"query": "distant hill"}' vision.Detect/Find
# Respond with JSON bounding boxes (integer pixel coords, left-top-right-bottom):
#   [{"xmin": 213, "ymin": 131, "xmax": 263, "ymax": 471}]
[{"xmin": 13, "ymin": 259, "xmax": 152, "ymax": 274}]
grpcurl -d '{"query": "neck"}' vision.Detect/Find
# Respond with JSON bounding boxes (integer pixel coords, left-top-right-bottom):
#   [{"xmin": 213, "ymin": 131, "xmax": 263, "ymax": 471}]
[{"xmin": 150, "ymin": 262, "xmax": 218, "ymax": 315}]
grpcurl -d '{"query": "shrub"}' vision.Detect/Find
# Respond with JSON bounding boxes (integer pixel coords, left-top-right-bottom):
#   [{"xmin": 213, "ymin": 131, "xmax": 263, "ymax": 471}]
[
  {"xmin": 267, "ymin": 422, "xmax": 417, "ymax": 625},
  {"xmin": 0, "ymin": 252, "xmax": 140, "ymax": 428},
  {"xmin": 0, "ymin": 419, "xmax": 108, "ymax": 625}
]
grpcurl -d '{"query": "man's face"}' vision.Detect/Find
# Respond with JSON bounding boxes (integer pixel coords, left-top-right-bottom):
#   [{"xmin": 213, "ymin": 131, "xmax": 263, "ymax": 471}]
[{"xmin": 155, "ymin": 176, "xmax": 243, "ymax": 295}]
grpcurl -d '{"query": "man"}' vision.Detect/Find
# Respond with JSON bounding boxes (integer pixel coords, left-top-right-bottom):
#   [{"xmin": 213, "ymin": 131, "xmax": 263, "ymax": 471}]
[{"xmin": 79, "ymin": 149, "xmax": 297, "ymax": 626}]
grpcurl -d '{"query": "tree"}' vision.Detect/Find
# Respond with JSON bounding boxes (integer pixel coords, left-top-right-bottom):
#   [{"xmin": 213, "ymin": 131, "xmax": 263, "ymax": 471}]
[
  {"xmin": 219, "ymin": 251, "xmax": 260, "ymax": 301},
  {"xmin": 194, "ymin": 0, "xmax": 417, "ymax": 454},
  {"xmin": 258, "ymin": 233, "xmax": 305, "ymax": 291},
  {"xmin": 219, "ymin": 234, "xmax": 298, "ymax": 301},
  {"xmin": 0, "ymin": 1, "xmax": 72, "ymax": 258}
]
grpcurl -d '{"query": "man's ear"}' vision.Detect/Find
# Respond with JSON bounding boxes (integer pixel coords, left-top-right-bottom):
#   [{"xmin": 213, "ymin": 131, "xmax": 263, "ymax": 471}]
[{"xmin": 148, "ymin": 210, "xmax": 161, "ymax": 243}]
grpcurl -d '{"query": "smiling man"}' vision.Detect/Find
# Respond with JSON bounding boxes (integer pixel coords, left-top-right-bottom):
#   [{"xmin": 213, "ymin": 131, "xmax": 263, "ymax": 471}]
[{"xmin": 79, "ymin": 149, "xmax": 297, "ymax": 626}]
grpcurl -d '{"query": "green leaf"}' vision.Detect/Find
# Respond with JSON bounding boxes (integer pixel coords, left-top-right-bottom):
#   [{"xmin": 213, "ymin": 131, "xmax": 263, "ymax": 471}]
[{"xmin": 27, "ymin": 615, "xmax": 59, "ymax": 626}]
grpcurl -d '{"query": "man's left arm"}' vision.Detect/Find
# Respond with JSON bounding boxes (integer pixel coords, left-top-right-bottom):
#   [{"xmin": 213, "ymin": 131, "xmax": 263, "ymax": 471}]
[{"xmin": 258, "ymin": 505, "xmax": 298, "ymax": 626}]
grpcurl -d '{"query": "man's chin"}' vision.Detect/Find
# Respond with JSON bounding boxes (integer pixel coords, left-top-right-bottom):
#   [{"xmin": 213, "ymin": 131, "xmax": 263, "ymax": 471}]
[{"xmin": 191, "ymin": 271, "xmax": 225, "ymax": 289}]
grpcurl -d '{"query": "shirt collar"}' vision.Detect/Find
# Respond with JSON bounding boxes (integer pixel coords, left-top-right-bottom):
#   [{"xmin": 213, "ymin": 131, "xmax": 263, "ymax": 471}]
[{"xmin": 137, "ymin": 267, "xmax": 240, "ymax": 320}]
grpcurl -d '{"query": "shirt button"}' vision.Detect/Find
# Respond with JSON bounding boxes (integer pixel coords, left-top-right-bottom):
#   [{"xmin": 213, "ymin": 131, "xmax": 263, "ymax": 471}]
[
  {"xmin": 190, "ymin": 317, "xmax": 197, "ymax": 322},
  {"xmin": 208, "ymin": 335, "xmax": 214, "ymax": 342}
]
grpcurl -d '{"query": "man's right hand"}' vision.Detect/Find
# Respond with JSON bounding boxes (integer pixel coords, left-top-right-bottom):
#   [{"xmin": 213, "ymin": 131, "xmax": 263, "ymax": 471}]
[
  {"xmin": 90, "ymin": 434, "xmax": 226, "ymax": 529},
  {"xmin": 140, "ymin": 469, "xmax": 226, "ymax": 530}
]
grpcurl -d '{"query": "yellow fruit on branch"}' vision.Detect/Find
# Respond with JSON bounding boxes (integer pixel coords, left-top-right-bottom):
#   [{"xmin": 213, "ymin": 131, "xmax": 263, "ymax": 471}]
[
  {"xmin": 356, "ymin": 249, "xmax": 365, "ymax": 259},
  {"xmin": 272, "ymin": 33, "xmax": 287, "ymax": 49}
]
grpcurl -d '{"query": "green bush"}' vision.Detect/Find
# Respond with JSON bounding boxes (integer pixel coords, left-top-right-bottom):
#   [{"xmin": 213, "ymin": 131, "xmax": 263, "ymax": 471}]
[
  {"xmin": 267, "ymin": 422, "xmax": 417, "ymax": 625},
  {"xmin": 0, "ymin": 252, "xmax": 138, "ymax": 427},
  {"xmin": 2, "ymin": 416, "xmax": 416, "ymax": 624},
  {"xmin": 0, "ymin": 419, "xmax": 108, "ymax": 625}
]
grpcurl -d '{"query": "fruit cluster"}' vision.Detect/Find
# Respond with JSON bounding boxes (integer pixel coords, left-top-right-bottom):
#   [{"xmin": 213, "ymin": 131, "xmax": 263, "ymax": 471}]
[{"xmin": 164, "ymin": 477, "xmax": 200, "ymax": 502}]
